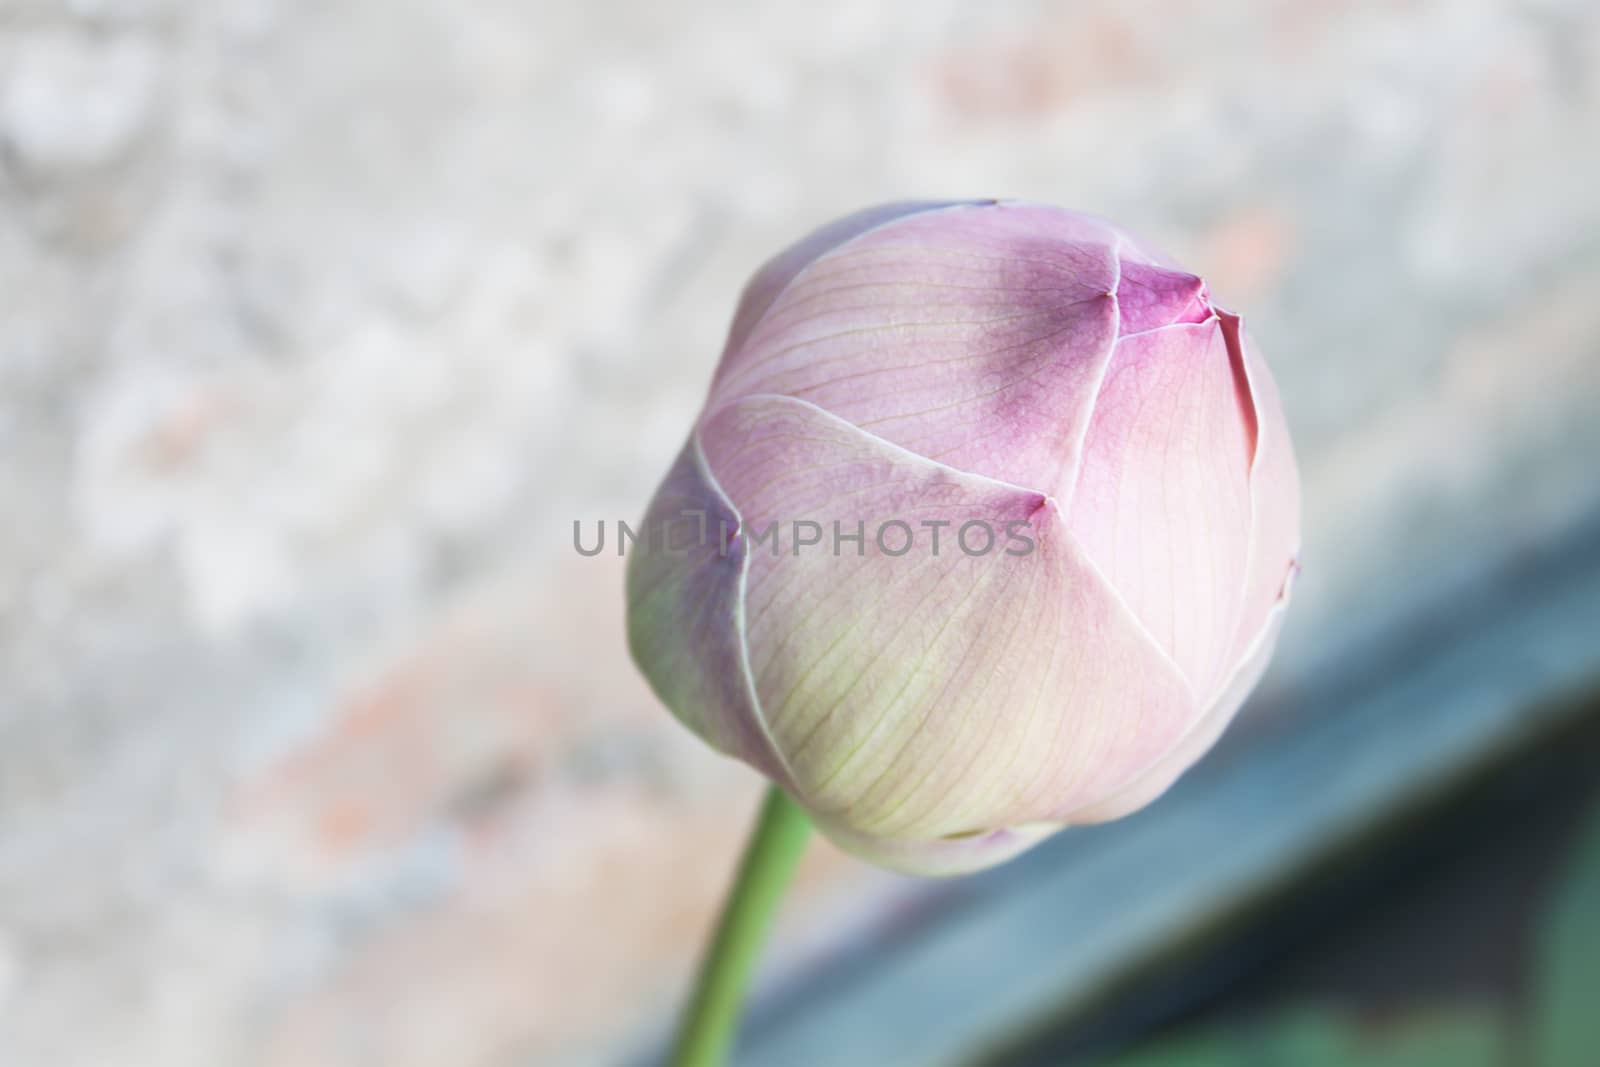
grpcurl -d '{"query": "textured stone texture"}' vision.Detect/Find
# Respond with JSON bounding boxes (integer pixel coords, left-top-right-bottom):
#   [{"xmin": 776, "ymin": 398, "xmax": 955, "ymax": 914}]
[{"xmin": 1, "ymin": 0, "xmax": 1598, "ymax": 1064}]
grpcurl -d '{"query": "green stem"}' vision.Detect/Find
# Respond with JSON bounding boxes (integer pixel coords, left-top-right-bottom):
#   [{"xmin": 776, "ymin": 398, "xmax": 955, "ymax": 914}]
[{"xmin": 669, "ymin": 785, "xmax": 811, "ymax": 1067}]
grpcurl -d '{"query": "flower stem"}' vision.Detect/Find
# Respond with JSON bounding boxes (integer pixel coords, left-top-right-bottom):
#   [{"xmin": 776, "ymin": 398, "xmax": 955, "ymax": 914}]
[{"xmin": 669, "ymin": 785, "xmax": 811, "ymax": 1067}]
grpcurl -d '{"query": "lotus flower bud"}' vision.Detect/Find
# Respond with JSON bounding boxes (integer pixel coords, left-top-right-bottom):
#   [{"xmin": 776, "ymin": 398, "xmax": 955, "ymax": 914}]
[{"xmin": 627, "ymin": 201, "xmax": 1300, "ymax": 875}]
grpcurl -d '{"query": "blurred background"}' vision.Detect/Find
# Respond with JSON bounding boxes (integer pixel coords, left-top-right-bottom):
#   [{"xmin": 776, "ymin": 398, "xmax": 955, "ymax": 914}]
[{"xmin": 2, "ymin": 1, "xmax": 1599, "ymax": 1065}]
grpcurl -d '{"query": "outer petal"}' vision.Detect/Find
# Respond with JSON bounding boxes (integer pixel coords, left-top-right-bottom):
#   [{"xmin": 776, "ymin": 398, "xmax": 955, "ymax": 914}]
[
  {"xmin": 1065, "ymin": 316, "xmax": 1257, "ymax": 697},
  {"xmin": 1226, "ymin": 315, "xmax": 1302, "ymax": 669},
  {"xmin": 624, "ymin": 436, "xmax": 793, "ymax": 789},
  {"xmin": 697, "ymin": 394, "xmax": 1198, "ymax": 852},
  {"xmin": 707, "ymin": 203, "xmax": 1126, "ymax": 496},
  {"xmin": 1065, "ymin": 581, "xmax": 1293, "ymax": 825},
  {"xmin": 716, "ymin": 201, "xmax": 987, "ymax": 378},
  {"xmin": 1116, "ymin": 260, "xmax": 1212, "ymax": 333},
  {"xmin": 809, "ymin": 813, "xmax": 1058, "ymax": 878}
]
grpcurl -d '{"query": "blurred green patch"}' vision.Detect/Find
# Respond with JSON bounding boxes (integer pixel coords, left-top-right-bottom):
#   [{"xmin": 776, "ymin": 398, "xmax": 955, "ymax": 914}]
[
  {"xmin": 1097, "ymin": 799, "xmax": 1600, "ymax": 1067},
  {"xmin": 1099, "ymin": 1010, "xmax": 1503, "ymax": 1067},
  {"xmin": 1532, "ymin": 798, "xmax": 1600, "ymax": 1067}
]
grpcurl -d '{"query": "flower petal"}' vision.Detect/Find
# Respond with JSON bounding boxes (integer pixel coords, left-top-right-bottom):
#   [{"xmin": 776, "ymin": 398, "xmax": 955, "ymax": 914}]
[
  {"xmin": 1066, "ymin": 582, "xmax": 1292, "ymax": 825},
  {"xmin": 1068, "ymin": 575, "xmax": 1292, "ymax": 825},
  {"xmin": 697, "ymin": 393, "xmax": 1198, "ymax": 843},
  {"xmin": 717, "ymin": 201, "xmax": 986, "ymax": 374},
  {"xmin": 1065, "ymin": 316, "xmax": 1257, "ymax": 697},
  {"xmin": 625, "ymin": 435, "xmax": 794, "ymax": 788},
  {"xmin": 1227, "ymin": 317, "xmax": 1302, "ymax": 672},
  {"xmin": 809, "ymin": 812, "xmax": 1058, "ymax": 877},
  {"xmin": 1117, "ymin": 260, "xmax": 1212, "ymax": 333},
  {"xmin": 707, "ymin": 202, "xmax": 1125, "ymax": 497}
]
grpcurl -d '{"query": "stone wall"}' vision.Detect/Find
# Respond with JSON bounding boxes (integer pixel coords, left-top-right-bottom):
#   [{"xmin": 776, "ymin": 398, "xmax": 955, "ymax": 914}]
[{"xmin": 2, "ymin": 1, "xmax": 1597, "ymax": 1064}]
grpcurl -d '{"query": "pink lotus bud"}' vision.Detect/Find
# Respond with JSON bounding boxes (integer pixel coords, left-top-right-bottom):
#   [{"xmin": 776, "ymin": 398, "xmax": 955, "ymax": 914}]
[{"xmin": 627, "ymin": 201, "xmax": 1300, "ymax": 875}]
